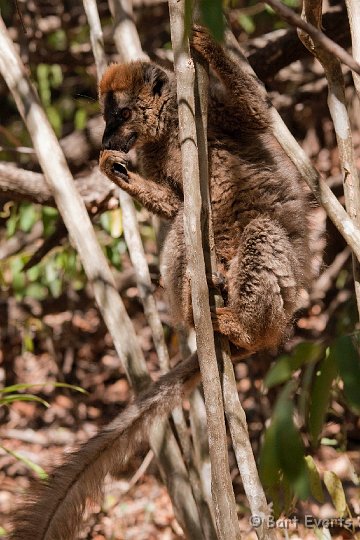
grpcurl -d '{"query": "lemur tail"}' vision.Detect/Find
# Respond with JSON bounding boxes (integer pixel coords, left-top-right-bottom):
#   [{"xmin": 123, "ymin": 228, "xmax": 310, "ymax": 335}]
[{"xmin": 9, "ymin": 353, "xmax": 200, "ymax": 540}]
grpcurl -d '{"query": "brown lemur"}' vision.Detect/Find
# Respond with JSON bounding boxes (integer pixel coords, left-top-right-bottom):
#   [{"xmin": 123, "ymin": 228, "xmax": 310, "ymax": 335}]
[{"xmin": 10, "ymin": 27, "xmax": 311, "ymax": 540}]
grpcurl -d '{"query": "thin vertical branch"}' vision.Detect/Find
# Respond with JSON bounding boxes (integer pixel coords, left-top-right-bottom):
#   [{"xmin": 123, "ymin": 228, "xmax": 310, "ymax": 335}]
[
  {"xmin": 299, "ymin": 0, "xmax": 360, "ymax": 319},
  {"xmin": 222, "ymin": 363, "xmax": 276, "ymax": 540},
  {"xmin": 345, "ymin": 0, "xmax": 360, "ymax": 101},
  {"xmin": 107, "ymin": 5, "xmax": 217, "ymax": 538},
  {"xmin": 192, "ymin": 27, "xmax": 276, "ymax": 540},
  {"xmin": 169, "ymin": 2, "xmax": 241, "ymax": 539},
  {"xmin": 82, "ymin": 0, "xmax": 107, "ymax": 78},
  {"xmin": 82, "ymin": 1, "xmax": 204, "ymax": 537},
  {"xmin": 108, "ymin": 0, "xmax": 148, "ymax": 62}
]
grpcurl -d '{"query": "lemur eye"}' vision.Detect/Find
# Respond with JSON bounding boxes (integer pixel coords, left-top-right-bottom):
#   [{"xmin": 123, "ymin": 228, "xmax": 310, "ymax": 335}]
[{"xmin": 121, "ymin": 108, "xmax": 131, "ymax": 120}]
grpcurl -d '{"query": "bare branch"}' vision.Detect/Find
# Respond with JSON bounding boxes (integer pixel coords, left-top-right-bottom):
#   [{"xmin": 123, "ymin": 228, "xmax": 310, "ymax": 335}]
[
  {"xmin": 84, "ymin": 1, "xmax": 206, "ymax": 536},
  {"xmin": 169, "ymin": 2, "xmax": 241, "ymax": 539},
  {"xmin": 0, "ymin": 162, "xmax": 117, "ymax": 211},
  {"xmin": 299, "ymin": 0, "xmax": 360, "ymax": 318},
  {"xmin": 246, "ymin": 5, "xmax": 350, "ymax": 80},
  {"xmin": 82, "ymin": 0, "xmax": 107, "ymax": 78},
  {"xmin": 265, "ymin": 0, "xmax": 360, "ymax": 75},
  {"xmin": 192, "ymin": 20, "xmax": 276, "ymax": 540},
  {"xmin": 109, "ymin": 0, "xmax": 149, "ymax": 62},
  {"xmin": 345, "ymin": 0, "xmax": 360, "ymax": 100}
]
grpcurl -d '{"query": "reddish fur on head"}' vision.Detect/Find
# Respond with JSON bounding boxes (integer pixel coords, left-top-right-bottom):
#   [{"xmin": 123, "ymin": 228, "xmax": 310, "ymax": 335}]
[{"xmin": 99, "ymin": 61, "xmax": 145, "ymax": 96}]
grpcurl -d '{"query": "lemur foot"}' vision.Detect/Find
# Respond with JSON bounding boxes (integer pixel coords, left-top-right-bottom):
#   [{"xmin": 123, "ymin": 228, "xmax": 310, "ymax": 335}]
[{"xmin": 211, "ymin": 306, "xmax": 253, "ymax": 350}]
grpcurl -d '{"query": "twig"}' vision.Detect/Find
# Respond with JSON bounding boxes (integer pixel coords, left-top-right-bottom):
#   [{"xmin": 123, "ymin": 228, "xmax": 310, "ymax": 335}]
[
  {"xmin": 82, "ymin": 0, "xmax": 107, "ymax": 78},
  {"xmin": 311, "ymin": 247, "xmax": 351, "ymax": 301},
  {"xmin": 245, "ymin": 6, "xmax": 350, "ymax": 80},
  {"xmin": 299, "ymin": 0, "xmax": 360, "ymax": 319},
  {"xmin": 84, "ymin": 1, "xmax": 205, "ymax": 537},
  {"xmin": 345, "ymin": 0, "xmax": 360, "ymax": 101},
  {"xmin": 0, "ymin": 221, "xmax": 43, "ymax": 260},
  {"xmin": 265, "ymin": 0, "xmax": 360, "ymax": 76},
  {"xmin": 0, "ymin": 162, "xmax": 118, "ymax": 211},
  {"xmin": 108, "ymin": 0, "xmax": 148, "ymax": 62},
  {"xmin": 23, "ymin": 219, "xmax": 67, "ymax": 270},
  {"xmin": 192, "ymin": 21, "xmax": 276, "ymax": 540},
  {"xmin": 169, "ymin": 2, "xmax": 241, "ymax": 539}
]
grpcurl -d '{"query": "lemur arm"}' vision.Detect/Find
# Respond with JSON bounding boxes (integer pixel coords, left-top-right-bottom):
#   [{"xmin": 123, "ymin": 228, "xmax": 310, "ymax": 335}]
[
  {"xmin": 100, "ymin": 150, "xmax": 182, "ymax": 220},
  {"xmin": 191, "ymin": 25, "xmax": 270, "ymax": 130}
]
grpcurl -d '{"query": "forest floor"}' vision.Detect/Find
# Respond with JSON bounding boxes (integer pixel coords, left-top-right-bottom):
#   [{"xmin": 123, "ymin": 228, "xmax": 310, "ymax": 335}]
[{"xmin": 0, "ymin": 271, "xmax": 359, "ymax": 539}]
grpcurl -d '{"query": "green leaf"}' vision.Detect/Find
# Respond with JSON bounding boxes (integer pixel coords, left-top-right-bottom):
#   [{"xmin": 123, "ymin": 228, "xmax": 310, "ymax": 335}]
[
  {"xmin": 49, "ymin": 64, "xmax": 63, "ymax": 88},
  {"xmin": 238, "ymin": 14, "xmax": 255, "ymax": 34},
  {"xmin": 46, "ymin": 105, "xmax": 62, "ymax": 137},
  {"xmin": 305, "ymin": 455, "xmax": 324, "ymax": 502},
  {"xmin": 42, "ymin": 206, "xmax": 58, "ymax": 237},
  {"xmin": 0, "ymin": 382, "xmax": 87, "ymax": 395},
  {"xmin": 48, "ymin": 278, "xmax": 62, "ymax": 298},
  {"xmin": 74, "ymin": 108, "xmax": 87, "ymax": 131},
  {"xmin": 200, "ymin": 0, "xmax": 224, "ymax": 41},
  {"xmin": 259, "ymin": 423, "xmax": 280, "ymax": 487},
  {"xmin": 23, "ymin": 332, "xmax": 34, "ymax": 353},
  {"xmin": 308, "ymin": 351, "xmax": 338, "ymax": 445},
  {"xmin": 109, "ymin": 208, "xmax": 123, "ymax": 238},
  {"xmin": 0, "ymin": 445, "xmax": 47, "ymax": 480},
  {"xmin": 19, "ymin": 204, "xmax": 37, "ymax": 233},
  {"xmin": 6, "ymin": 203, "xmax": 19, "ymax": 237},
  {"xmin": 260, "ymin": 382, "xmax": 309, "ymax": 502},
  {"xmin": 25, "ymin": 282, "xmax": 48, "ymax": 301},
  {"xmin": 265, "ymin": 342, "xmax": 324, "ymax": 388},
  {"xmin": 273, "ymin": 383, "xmax": 308, "ymax": 499},
  {"xmin": 0, "ymin": 526, "xmax": 7, "ymax": 536},
  {"xmin": 298, "ymin": 360, "xmax": 317, "ymax": 421},
  {"xmin": 47, "ymin": 29, "xmax": 67, "ymax": 51},
  {"xmin": 0, "ymin": 394, "xmax": 50, "ymax": 407},
  {"xmin": 331, "ymin": 335, "xmax": 360, "ymax": 414},
  {"xmin": 37, "ymin": 63, "xmax": 51, "ymax": 107},
  {"xmin": 323, "ymin": 471, "xmax": 347, "ymax": 517}
]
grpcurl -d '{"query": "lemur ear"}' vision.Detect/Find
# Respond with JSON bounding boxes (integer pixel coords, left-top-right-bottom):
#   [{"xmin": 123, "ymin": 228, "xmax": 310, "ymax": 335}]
[{"xmin": 143, "ymin": 64, "xmax": 169, "ymax": 96}]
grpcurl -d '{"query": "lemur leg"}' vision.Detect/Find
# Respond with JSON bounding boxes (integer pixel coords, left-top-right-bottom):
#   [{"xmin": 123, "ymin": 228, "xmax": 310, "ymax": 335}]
[
  {"xmin": 191, "ymin": 26, "xmax": 269, "ymax": 129},
  {"xmin": 100, "ymin": 150, "xmax": 181, "ymax": 219},
  {"xmin": 212, "ymin": 216, "xmax": 299, "ymax": 351}
]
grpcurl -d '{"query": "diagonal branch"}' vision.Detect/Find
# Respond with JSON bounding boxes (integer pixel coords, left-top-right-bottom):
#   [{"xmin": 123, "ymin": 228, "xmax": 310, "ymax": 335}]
[
  {"xmin": 0, "ymin": 162, "xmax": 117, "ymax": 211},
  {"xmin": 265, "ymin": 0, "xmax": 360, "ymax": 75}
]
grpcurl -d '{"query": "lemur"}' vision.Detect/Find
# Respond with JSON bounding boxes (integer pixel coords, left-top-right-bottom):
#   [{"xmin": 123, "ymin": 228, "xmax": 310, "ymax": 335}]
[{"xmin": 9, "ymin": 27, "xmax": 311, "ymax": 540}]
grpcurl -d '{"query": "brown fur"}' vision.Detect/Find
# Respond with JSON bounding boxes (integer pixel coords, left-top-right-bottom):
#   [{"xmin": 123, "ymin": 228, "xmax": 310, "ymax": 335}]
[
  {"xmin": 99, "ymin": 26, "xmax": 311, "ymax": 349},
  {"xmin": 9, "ymin": 27, "xmax": 311, "ymax": 539}
]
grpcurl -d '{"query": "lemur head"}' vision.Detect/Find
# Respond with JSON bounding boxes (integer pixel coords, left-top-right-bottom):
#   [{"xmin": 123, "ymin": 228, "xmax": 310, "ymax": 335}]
[{"xmin": 99, "ymin": 61, "xmax": 175, "ymax": 152}]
